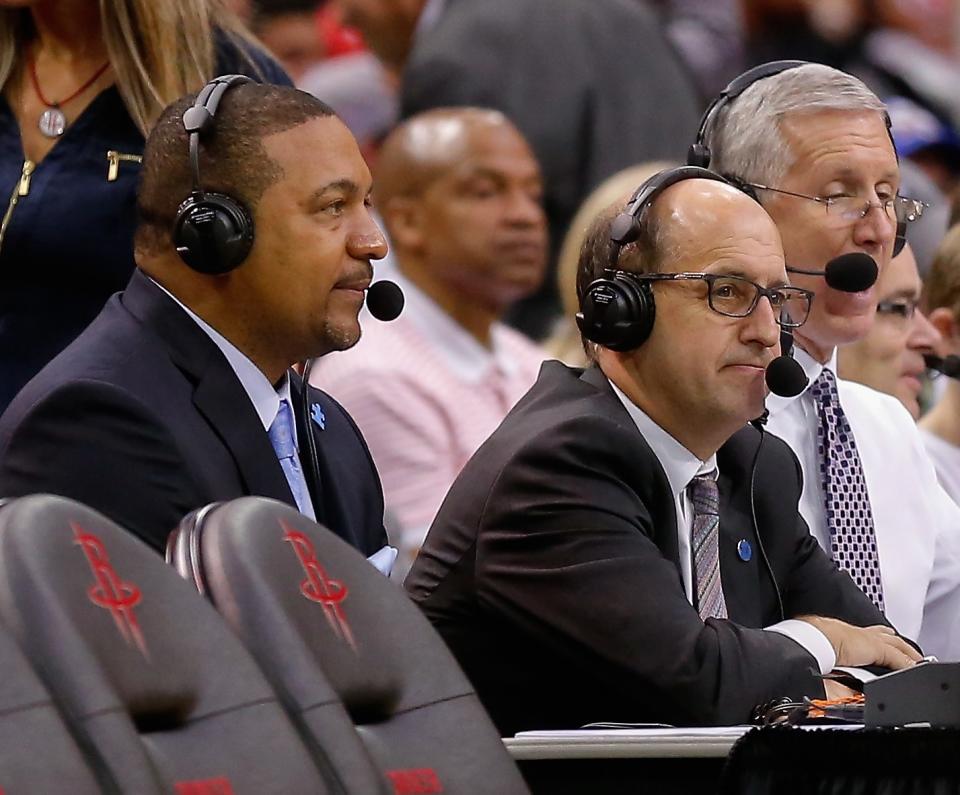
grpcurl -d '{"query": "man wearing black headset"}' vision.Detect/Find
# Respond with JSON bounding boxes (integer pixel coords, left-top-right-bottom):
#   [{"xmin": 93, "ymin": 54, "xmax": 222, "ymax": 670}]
[
  {"xmin": 699, "ymin": 61, "xmax": 960, "ymax": 660},
  {"xmin": 406, "ymin": 168, "xmax": 920, "ymax": 734},
  {"xmin": 0, "ymin": 80, "xmax": 394, "ymax": 564}
]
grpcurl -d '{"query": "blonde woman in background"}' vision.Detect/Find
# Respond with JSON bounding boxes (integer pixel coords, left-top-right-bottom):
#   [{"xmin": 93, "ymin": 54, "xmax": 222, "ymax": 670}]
[
  {"xmin": 0, "ymin": 0, "xmax": 290, "ymax": 413},
  {"xmin": 545, "ymin": 161, "xmax": 674, "ymax": 366}
]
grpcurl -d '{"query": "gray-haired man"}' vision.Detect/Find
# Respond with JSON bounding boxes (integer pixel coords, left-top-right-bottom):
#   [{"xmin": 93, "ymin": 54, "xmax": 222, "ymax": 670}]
[{"xmin": 700, "ymin": 61, "xmax": 960, "ymax": 659}]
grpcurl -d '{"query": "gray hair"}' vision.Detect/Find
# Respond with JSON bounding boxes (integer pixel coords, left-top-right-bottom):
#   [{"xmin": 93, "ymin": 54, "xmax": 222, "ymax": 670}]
[{"xmin": 705, "ymin": 64, "xmax": 888, "ymax": 186}]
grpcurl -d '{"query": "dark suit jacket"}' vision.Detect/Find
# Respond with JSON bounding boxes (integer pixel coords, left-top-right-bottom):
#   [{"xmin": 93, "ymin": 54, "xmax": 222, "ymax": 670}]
[
  {"xmin": 0, "ymin": 270, "xmax": 387, "ymax": 556},
  {"xmin": 402, "ymin": 0, "xmax": 702, "ymax": 335},
  {"xmin": 405, "ymin": 361, "xmax": 890, "ymax": 734}
]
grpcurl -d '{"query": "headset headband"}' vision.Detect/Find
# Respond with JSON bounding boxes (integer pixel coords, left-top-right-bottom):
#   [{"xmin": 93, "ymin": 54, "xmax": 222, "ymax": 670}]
[
  {"xmin": 608, "ymin": 166, "xmax": 730, "ymax": 267},
  {"xmin": 691, "ymin": 60, "xmax": 808, "ymax": 159},
  {"xmin": 182, "ymin": 75, "xmax": 254, "ymax": 201},
  {"xmin": 688, "ymin": 60, "xmax": 894, "ymax": 168}
]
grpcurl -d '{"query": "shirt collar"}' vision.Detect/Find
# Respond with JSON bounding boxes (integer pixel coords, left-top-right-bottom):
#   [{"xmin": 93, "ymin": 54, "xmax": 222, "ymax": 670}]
[
  {"xmin": 393, "ymin": 270, "xmax": 518, "ymax": 383},
  {"xmin": 765, "ymin": 344, "xmax": 839, "ymax": 418},
  {"xmin": 607, "ymin": 378, "xmax": 717, "ymax": 497},
  {"xmin": 148, "ymin": 278, "xmax": 295, "ymax": 444}
]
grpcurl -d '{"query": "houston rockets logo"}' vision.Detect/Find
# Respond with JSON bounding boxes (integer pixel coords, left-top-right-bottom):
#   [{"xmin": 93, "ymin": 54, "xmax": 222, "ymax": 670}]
[
  {"xmin": 72, "ymin": 523, "xmax": 149, "ymax": 659},
  {"xmin": 282, "ymin": 521, "xmax": 356, "ymax": 651},
  {"xmin": 175, "ymin": 777, "xmax": 235, "ymax": 795}
]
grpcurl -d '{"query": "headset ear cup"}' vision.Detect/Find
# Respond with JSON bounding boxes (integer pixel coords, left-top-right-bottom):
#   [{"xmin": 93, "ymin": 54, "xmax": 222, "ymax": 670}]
[
  {"xmin": 173, "ymin": 192, "xmax": 255, "ymax": 275},
  {"xmin": 576, "ymin": 275, "xmax": 655, "ymax": 352}
]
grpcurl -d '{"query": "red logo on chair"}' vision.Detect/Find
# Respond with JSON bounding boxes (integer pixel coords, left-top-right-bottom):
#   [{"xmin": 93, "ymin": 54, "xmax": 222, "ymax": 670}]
[
  {"xmin": 387, "ymin": 768, "xmax": 444, "ymax": 794},
  {"xmin": 175, "ymin": 777, "xmax": 235, "ymax": 795},
  {"xmin": 72, "ymin": 523, "xmax": 148, "ymax": 659},
  {"xmin": 282, "ymin": 521, "xmax": 356, "ymax": 651}
]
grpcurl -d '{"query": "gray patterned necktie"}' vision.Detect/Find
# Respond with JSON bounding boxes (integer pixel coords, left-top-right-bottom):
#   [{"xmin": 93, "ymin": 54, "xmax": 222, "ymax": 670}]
[
  {"xmin": 810, "ymin": 368, "xmax": 885, "ymax": 611},
  {"xmin": 688, "ymin": 474, "xmax": 727, "ymax": 620}
]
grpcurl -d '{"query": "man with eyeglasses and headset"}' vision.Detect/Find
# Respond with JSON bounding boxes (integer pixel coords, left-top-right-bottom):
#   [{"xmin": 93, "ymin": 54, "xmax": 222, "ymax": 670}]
[
  {"xmin": 702, "ymin": 61, "xmax": 960, "ymax": 661},
  {"xmin": 405, "ymin": 171, "xmax": 920, "ymax": 734},
  {"xmin": 838, "ymin": 243, "xmax": 942, "ymax": 419}
]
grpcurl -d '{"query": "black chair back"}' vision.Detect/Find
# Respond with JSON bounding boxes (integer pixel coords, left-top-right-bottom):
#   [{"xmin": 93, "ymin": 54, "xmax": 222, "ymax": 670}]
[
  {"xmin": 0, "ymin": 495, "xmax": 332, "ymax": 795},
  {"xmin": 169, "ymin": 497, "xmax": 529, "ymax": 795},
  {"xmin": 0, "ymin": 620, "xmax": 101, "ymax": 792}
]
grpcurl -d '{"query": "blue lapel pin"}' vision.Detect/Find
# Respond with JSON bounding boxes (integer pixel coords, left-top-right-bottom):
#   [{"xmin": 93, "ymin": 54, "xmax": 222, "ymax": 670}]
[
  {"xmin": 737, "ymin": 539, "xmax": 752, "ymax": 562},
  {"xmin": 310, "ymin": 403, "xmax": 326, "ymax": 431}
]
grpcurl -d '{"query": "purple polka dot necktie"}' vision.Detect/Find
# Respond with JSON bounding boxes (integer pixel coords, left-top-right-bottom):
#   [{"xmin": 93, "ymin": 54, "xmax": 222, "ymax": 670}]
[
  {"xmin": 688, "ymin": 474, "xmax": 728, "ymax": 620},
  {"xmin": 810, "ymin": 368, "xmax": 885, "ymax": 611}
]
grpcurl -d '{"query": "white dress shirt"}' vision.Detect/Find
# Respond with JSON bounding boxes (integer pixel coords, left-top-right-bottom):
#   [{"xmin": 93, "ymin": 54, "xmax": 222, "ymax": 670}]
[
  {"xmin": 608, "ymin": 380, "xmax": 836, "ymax": 674},
  {"xmin": 920, "ymin": 428, "xmax": 960, "ymax": 509},
  {"xmin": 766, "ymin": 347, "xmax": 960, "ymax": 659}
]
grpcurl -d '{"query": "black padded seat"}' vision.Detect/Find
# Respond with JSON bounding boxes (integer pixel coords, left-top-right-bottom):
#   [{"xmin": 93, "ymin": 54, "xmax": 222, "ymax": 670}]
[
  {"xmin": 169, "ymin": 497, "xmax": 529, "ymax": 795},
  {"xmin": 0, "ymin": 495, "xmax": 332, "ymax": 795},
  {"xmin": 0, "ymin": 621, "xmax": 101, "ymax": 793}
]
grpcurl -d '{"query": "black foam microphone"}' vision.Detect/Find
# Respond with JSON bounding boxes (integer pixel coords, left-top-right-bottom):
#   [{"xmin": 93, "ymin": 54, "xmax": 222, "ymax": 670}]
[
  {"xmin": 764, "ymin": 328, "xmax": 809, "ymax": 398},
  {"xmin": 765, "ymin": 354, "xmax": 808, "ymax": 397},
  {"xmin": 366, "ymin": 280, "xmax": 404, "ymax": 321},
  {"xmin": 787, "ymin": 252, "xmax": 878, "ymax": 293},
  {"xmin": 925, "ymin": 354, "xmax": 960, "ymax": 380}
]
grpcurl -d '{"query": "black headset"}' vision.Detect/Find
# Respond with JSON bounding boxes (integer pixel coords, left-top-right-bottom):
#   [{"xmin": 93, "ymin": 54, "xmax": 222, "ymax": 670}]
[
  {"xmin": 576, "ymin": 166, "xmax": 731, "ymax": 352},
  {"xmin": 173, "ymin": 75, "xmax": 257, "ymax": 275},
  {"xmin": 687, "ymin": 60, "xmax": 908, "ymax": 258}
]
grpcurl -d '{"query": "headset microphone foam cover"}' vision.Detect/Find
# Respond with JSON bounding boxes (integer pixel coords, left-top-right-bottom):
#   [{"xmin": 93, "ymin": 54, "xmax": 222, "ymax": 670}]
[
  {"xmin": 765, "ymin": 355, "xmax": 808, "ymax": 397},
  {"xmin": 824, "ymin": 252, "xmax": 878, "ymax": 293},
  {"xmin": 366, "ymin": 280, "xmax": 404, "ymax": 321}
]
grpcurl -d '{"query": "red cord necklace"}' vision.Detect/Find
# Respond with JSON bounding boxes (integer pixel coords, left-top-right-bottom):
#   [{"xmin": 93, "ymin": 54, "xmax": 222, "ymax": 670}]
[{"xmin": 27, "ymin": 51, "xmax": 110, "ymax": 138}]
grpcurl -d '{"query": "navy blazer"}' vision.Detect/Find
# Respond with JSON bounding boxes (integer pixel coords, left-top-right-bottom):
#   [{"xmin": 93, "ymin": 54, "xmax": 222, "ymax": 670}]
[{"xmin": 0, "ymin": 270, "xmax": 387, "ymax": 556}]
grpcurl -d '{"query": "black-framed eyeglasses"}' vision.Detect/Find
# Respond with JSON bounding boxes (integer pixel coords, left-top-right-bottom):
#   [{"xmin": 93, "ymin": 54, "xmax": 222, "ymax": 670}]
[
  {"xmin": 741, "ymin": 182, "xmax": 928, "ymax": 226},
  {"xmin": 613, "ymin": 270, "xmax": 814, "ymax": 328}
]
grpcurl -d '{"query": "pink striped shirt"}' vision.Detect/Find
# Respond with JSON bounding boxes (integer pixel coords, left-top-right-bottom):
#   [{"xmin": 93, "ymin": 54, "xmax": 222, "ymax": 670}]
[{"xmin": 312, "ymin": 277, "xmax": 545, "ymax": 570}]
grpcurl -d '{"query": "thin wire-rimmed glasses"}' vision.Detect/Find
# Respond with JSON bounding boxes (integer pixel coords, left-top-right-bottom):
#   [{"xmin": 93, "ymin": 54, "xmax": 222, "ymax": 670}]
[
  {"xmin": 612, "ymin": 270, "xmax": 814, "ymax": 328},
  {"xmin": 741, "ymin": 182, "xmax": 928, "ymax": 225}
]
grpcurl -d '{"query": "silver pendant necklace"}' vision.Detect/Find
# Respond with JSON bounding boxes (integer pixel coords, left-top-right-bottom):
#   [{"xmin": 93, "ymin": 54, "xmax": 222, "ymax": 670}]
[
  {"xmin": 38, "ymin": 106, "xmax": 66, "ymax": 138},
  {"xmin": 28, "ymin": 52, "xmax": 110, "ymax": 139}
]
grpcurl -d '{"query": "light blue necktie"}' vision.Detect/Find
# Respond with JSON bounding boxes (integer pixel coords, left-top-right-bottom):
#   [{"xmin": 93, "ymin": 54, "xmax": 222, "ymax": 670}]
[{"xmin": 268, "ymin": 398, "xmax": 316, "ymax": 521}]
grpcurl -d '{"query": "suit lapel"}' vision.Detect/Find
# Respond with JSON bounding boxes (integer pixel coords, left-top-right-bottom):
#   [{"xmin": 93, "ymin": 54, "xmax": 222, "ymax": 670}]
[
  {"xmin": 716, "ymin": 432, "xmax": 765, "ymax": 625},
  {"xmin": 192, "ymin": 372, "xmax": 295, "ymax": 504},
  {"xmin": 579, "ymin": 366, "xmax": 682, "ymax": 572},
  {"xmin": 122, "ymin": 271, "xmax": 296, "ymax": 506}
]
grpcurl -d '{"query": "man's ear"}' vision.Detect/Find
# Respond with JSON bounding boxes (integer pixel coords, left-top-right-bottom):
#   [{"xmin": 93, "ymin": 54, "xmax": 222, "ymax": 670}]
[
  {"xmin": 929, "ymin": 307, "xmax": 960, "ymax": 351},
  {"xmin": 380, "ymin": 196, "xmax": 425, "ymax": 253}
]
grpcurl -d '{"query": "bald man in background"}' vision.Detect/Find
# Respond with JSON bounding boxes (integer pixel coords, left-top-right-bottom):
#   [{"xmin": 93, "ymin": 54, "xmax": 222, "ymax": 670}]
[{"xmin": 312, "ymin": 107, "xmax": 547, "ymax": 574}]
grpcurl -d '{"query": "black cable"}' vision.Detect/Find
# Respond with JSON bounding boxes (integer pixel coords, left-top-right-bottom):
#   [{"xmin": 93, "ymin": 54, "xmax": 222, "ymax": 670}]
[
  {"xmin": 299, "ymin": 359, "xmax": 323, "ymax": 504},
  {"xmin": 748, "ymin": 414, "xmax": 785, "ymax": 622}
]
